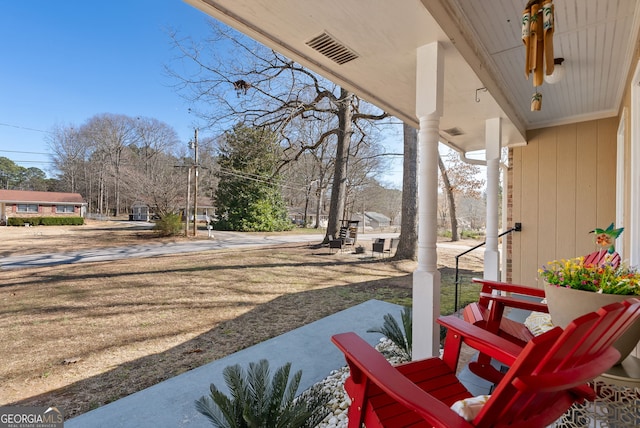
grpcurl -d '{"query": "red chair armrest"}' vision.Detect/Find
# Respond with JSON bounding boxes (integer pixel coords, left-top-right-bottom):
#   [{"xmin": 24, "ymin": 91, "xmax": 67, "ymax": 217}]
[
  {"xmin": 478, "ymin": 292, "xmax": 549, "ymax": 313},
  {"xmin": 331, "ymin": 332, "xmax": 472, "ymax": 428},
  {"xmin": 438, "ymin": 315, "xmax": 521, "ymax": 367}
]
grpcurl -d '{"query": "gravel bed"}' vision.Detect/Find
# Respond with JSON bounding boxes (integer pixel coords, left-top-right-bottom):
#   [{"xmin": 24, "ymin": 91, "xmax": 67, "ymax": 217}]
[{"xmin": 313, "ymin": 338, "xmax": 410, "ymax": 428}]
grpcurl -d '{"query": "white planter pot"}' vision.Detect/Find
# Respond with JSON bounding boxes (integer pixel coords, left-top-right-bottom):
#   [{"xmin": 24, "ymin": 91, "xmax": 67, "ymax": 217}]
[{"xmin": 544, "ymin": 282, "xmax": 640, "ymax": 365}]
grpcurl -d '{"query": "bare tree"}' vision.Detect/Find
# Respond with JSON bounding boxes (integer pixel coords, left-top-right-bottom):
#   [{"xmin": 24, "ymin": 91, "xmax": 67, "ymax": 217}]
[
  {"xmin": 438, "ymin": 150, "xmax": 485, "ymax": 241},
  {"xmin": 120, "ymin": 153, "xmax": 184, "ymax": 217},
  {"xmin": 281, "ymin": 152, "xmax": 320, "ymax": 226},
  {"xmin": 166, "ymin": 22, "xmax": 389, "ymax": 242},
  {"xmin": 354, "ymin": 179, "xmax": 401, "ymax": 225},
  {"xmin": 438, "ymin": 153, "xmax": 458, "ymax": 241},
  {"xmin": 50, "ymin": 115, "xmax": 183, "ymax": 217},
  {"xmin": 134, "ymin": 117, "xmax": 180, "ymax": 178},
  {"xmin": 48, "ymin": 124, "xmax": 88, "ymax": 193},
  {"xmin": 343, "ymin": 135, "xmax": 386, "ymax": 220},
  {"xmin": 81, "ymin": 114, "xmax": 140, "ymax": 215},
  {"xmin": 122, "ymin": 119, "xmax": 182, "ymax": 215}
]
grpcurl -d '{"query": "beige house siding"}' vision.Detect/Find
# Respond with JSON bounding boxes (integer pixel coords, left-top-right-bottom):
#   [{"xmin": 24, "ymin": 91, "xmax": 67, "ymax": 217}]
[{"xmin": 510, "ymin": 118, "xmax": 618, "ymax": 287}]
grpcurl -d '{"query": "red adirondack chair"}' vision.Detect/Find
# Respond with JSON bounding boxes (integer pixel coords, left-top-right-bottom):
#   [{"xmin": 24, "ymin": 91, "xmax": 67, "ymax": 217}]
[
  {"xmin": 464, "ymin": 278, "xmax": 547, "ymax": 346},
  {"xmin": 332, "ymin": 298, "xmax": 640, "ymax": 428},
  {"xmin": 463, "ymin": 251, "xmax": 621, "ymax": 382},
  {"xmin": 463, "ymin": 278, "xmax": 548, "ymax": 383}
]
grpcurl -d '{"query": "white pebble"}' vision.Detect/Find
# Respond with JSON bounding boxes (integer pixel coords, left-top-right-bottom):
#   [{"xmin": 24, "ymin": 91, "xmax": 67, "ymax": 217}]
[{"xmin": 309, "ymin": 340, "xmax": 413, "ymax": 427}]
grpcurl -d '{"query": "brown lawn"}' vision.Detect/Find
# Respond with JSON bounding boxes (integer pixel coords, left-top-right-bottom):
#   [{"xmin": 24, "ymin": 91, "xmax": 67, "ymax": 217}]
[{"xmin": 0, "ymin": 220, "xmax": 483, "ymax": 419}]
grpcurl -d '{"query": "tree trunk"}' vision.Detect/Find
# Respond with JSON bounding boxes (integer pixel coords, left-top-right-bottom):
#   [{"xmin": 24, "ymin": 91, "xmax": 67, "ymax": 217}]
[
  {"xmin": 438, "ymin": 153, "xmax": 459, "ymax": 241},
  {"xmin": 393, "ymin": 123, "xmax": 418, "ymax": 260},
  {"xmin": 303, "ymin": 186, "xmax": 311, "ymax": 227},
  {"xmin": 323, "ymin": 88, "xmax": 353, "ymax": 243},
  {"xmin": 314, "ymin": 185, "xmax": 326, "ymax": 229}
]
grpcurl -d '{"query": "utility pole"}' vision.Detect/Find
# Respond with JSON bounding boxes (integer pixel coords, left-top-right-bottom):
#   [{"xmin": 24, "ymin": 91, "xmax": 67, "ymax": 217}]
[
  {"xmin": 185, "ymin": 166, "xmax": 191, "ymax": 237},
  {"xmin": 192, "ymin": 129, "xmax": 199, "ymax": 237}
]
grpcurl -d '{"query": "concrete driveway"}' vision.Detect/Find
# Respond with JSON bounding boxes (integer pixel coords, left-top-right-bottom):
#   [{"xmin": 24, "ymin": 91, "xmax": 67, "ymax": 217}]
[{"xmin": 0, "ymin": 230, "xmax": 401, "ymax": 270}]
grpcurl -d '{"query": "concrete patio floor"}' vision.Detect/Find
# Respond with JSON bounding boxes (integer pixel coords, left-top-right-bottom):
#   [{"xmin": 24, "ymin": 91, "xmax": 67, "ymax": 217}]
[
  {"xmin": 66, "ymin": 300, "xmax": 405, "ymax": 427},
  {"xmin": 65, "ymin": 299, "xmax": 493, "ymax": 427}
]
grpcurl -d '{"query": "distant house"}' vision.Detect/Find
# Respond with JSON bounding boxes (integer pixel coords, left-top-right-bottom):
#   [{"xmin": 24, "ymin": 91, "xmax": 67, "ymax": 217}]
[
  {"xmin": 355, "ymin": 212, "xmax": 391, "ymax": 230},
  {"xmin": 288, "ymin": 207, "xmax": 328, "ymax": 227},
  {"xmin": 0, "ymin": 190, "xmax": 87, "ymax": 223}
]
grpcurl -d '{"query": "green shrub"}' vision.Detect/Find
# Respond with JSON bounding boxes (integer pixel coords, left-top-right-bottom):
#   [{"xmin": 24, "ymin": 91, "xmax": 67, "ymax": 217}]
[
  {"xmin": 40, "ymin": 217, "xmax": 84, "ymax": 225},
  {"xmin": 154, "ymin": 213, "xmax": 183, "ymax": 236},
  {"xmin": 195, "ymin": 359, "xmax": 330, "ymax": 428},
  {"xmin": 368, "ymin": 306, "xmax": 412, "ymax": 360},
  {"xmin": 461, "ymin": 229, "xmax": 484, "ymax": 239},
  {"xmin": 439, "ymin": 229, "xmax": 452, "ymax": 238},
  {"xmin": 7, "ymin": 217, "xmax": 84, "ymax": 226}
]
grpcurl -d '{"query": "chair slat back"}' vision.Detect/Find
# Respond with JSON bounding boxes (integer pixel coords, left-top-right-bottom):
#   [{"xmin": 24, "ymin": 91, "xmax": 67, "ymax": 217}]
[{"xmin": 474, "ymin": 298, "xmax": 640, "ymax": 428}]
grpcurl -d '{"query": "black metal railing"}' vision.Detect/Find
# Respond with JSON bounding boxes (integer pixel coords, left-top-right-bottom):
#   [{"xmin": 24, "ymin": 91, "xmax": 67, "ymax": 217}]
[{"xmin": 453, "ymin": 223, "xmax": 521, "ymax": 312}]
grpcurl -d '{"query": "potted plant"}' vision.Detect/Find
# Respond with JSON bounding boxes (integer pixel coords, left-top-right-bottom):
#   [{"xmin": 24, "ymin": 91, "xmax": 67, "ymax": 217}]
[{"xmin": 539, "ymin": 224, "xmax": 640, "ymax": 363}]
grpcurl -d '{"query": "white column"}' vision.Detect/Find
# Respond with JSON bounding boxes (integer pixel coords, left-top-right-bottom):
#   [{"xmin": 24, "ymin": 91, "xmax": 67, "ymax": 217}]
[
  {"xmin": 484, "ymin": 117, "xmax": 502, "ymax": 280},
  {"xmin": 413, "ymin": 42, "xmax": 443, "ymax": 360}
]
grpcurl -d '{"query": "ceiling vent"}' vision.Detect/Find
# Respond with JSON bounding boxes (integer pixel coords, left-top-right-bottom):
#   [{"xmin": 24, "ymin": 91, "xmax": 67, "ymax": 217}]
[
  {"xmin": 443, "ymin": 127, "xmax": 464, "ymax": 137},
  {"xmin": 306, "ymin": 32, "xmax": 358, "ymax": 65}
]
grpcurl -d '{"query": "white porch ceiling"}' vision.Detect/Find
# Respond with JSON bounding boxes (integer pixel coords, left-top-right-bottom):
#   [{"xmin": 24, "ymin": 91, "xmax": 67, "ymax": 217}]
[{"xmin": 184, "ymin": 0, "xmax": 640, "ymax": 153}]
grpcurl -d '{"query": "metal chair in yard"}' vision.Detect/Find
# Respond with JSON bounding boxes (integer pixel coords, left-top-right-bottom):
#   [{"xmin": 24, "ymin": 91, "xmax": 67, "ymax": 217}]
[
  {"xmin": 384, "ymin": 237, "xmax": 399, "ymax": 257},
  {"xmin": 329, "ymin": 235, "xmax": 344, "ymax": 253},
  {"xmin": 372, "ymin": 238, "xmax": 398, "ymax": 258},
  {"xmin": 332, "ymin": 298, "xmax": 640, "ymax": 427},
  {"xmin": 372, "ymin": 238, "xmax": 386, "ymax": 257}
]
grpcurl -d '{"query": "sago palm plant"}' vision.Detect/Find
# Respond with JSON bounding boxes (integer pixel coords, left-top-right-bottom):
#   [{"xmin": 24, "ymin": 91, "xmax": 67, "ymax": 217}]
[
  {"xmin": 195, "ymin": 359, "xmax": 330, "ymax": 428},
  {"xmin": 367, "ymin": 305, "xmax": 412, "ymax": 360}
]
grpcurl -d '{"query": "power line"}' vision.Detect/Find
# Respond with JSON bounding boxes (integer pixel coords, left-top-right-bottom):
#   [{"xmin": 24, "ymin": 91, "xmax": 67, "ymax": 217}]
[
  {"xmin": 10, "ymin": 160, "xmax": 55, "ymax": 164},
  {"xmin": 0, "ymin": 149, "xmax": 51, "ymax": 155},
  {"xmin": 217, "ymin": 167, "xmax": 304, "ymax": 191},
  {"xmin": 0, "ymin": 122, "xmax": 51, "ymax": 134}
]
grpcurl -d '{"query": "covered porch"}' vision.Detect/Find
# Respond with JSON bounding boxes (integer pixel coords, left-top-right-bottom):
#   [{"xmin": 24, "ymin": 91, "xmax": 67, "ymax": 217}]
[{"xmin": 184, "ymin": 0, "xmax": 640, "ymax": 362}]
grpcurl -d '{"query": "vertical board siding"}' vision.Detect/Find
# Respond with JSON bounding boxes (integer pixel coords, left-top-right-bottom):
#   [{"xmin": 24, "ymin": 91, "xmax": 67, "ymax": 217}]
[
  {"xmin": 520, "ymin": 133, "xmax": 540, "ymax": 285},
  {"xmin": 537, "ymin": 128, "xmax": 558, "ymax": 267},
  {"xmin": 556, "ymin": 124, "xmax": 578, "ymax": 258},
  {"xmin": 596, "ymin": 119, "xmax": 618, "ymax": 227},
  {"xmin": 512, "ymin": 118, "xmax": 617, "ymax": 287},
  {"xmin": 575, "ymin": 121, "xmax": 599, "ymax": 252}
]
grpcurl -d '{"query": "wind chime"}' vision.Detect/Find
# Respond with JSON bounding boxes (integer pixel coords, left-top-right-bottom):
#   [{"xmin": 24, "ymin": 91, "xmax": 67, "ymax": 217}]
[{"xmin": 522, "ymin": 0, "xmax": 555, "ymax": 111}]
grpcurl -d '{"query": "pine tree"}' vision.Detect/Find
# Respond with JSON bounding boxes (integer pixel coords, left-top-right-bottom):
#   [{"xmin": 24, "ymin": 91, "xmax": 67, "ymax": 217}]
[{"xmin": 214, "ymin": 124, "xmax": 293, "ymax": 232}]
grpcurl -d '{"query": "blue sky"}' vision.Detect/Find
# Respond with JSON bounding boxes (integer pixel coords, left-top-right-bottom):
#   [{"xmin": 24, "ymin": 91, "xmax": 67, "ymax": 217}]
[
  {"xmin": 0, "ymin": 1, "xmax": 405, "ymax": 187},
  {"xmin": 0, "ymin": 1, "xmax": 212, "ymax": 172}
]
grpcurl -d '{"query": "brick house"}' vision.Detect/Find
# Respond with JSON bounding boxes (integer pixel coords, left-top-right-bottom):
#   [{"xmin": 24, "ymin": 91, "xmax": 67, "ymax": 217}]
[{"xmin": 0, "ymin": 190, "xmax": 86, "ymax": 224}]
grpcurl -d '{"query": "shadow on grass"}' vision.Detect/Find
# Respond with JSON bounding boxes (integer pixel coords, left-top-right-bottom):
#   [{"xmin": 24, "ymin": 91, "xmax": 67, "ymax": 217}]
[{"xmin": 7, "ymin": 258, "xmax": 481, "ymax": 420}]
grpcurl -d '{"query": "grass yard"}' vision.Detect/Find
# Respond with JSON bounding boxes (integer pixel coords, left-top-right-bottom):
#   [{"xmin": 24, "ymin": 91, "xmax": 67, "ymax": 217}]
[{"xmin": 0, "ymin": 220, "xmax": 483, "ymax": 419}]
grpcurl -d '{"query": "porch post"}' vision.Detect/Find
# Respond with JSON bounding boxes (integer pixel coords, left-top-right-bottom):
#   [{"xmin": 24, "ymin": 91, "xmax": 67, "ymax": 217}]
[
  {"xmin": 413, "ymin": 42, "xmax": 443, "ymax": 360},
  {"xmin": 484, "ymin": 117, "xmax": 502, "ymax": 280}
]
